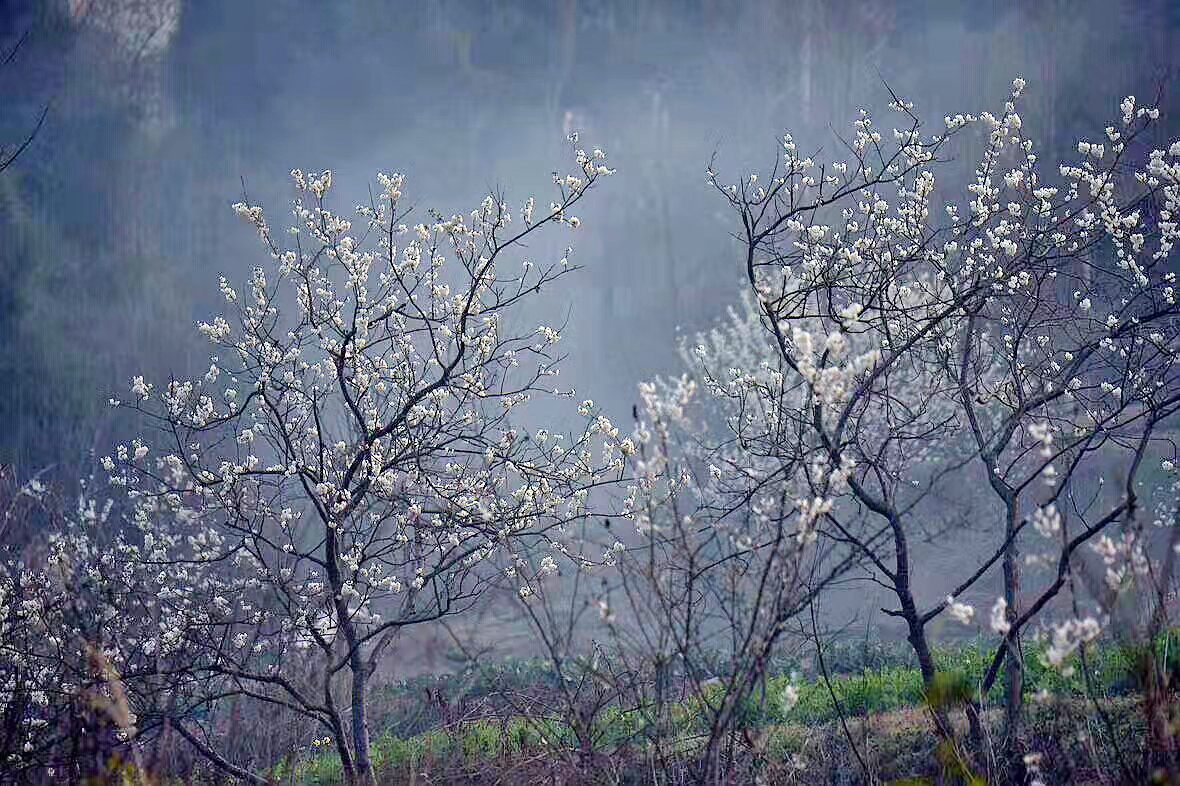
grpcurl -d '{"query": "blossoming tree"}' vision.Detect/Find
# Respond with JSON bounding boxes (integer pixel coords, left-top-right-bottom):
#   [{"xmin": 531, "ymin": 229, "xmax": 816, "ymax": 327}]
[
  {"xmin": 591, "ymin": 92, "xmax": 964, "ymax": 782},
  {"xmin": 925, "ymin": 87, "xmax": 1180, "ymax": 761},
  {"xmin": 636, "ymin": 78, "xmax": 1180, "ymax": 779},
  {"xmin": 50, "ymin": 144, "xmax": 626, "ymax": 785}
]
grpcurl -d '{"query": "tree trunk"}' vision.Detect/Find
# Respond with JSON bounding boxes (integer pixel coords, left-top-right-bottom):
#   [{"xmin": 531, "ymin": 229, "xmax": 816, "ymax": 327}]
[
  {"xmin": 327, "ymin": 706, "xmax": 356, "ymax": 786},
  {"xmin": 798, "ymin": 0, "xmax": 814, "ymax": 128},
  {"xmin": 1142, "ymin": 647, "xmax": 1179, "ymax": 784},
  {"xmin": 350, "ymin": 649, "xmax": 377, "ymax": 786},
  {"xmin": 965, "ymin": 700, "xmax": 988, "ymax": 777},
  {"xmin": 905, "ymin": 608, "xmax": 954, "ymax": 739},
  {"xmin": 323, "ymin": 522, "xmax": 373, "ymax": 786},
  {"xmin": 1001, "ymin": 504, "xmax": 1023, "ymax": 760},
  {"xmin": 891, "ymin": 514, "xmax": 955, "ymax": 742}
]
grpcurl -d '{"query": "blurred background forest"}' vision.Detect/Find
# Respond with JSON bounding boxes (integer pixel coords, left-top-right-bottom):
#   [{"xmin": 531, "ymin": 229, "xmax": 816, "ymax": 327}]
[{"xmin": 0, "ymin": 0, "xmax": 1178, "ymax": 666}]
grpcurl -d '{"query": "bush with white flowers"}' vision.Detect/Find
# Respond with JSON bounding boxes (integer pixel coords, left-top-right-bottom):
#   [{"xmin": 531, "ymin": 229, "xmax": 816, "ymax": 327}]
[
  {"xmin": 624, "ymin": 78, "xmax": 1180, "ymax": 779},
  {"xmin": 2, "ymin": 143, "xmax": 624, "ymax": 786}
]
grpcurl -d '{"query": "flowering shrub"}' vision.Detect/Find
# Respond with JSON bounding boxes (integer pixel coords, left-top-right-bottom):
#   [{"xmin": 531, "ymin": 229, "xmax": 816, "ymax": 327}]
[{"xmin": 0, "ymin": 469, "xmax": 148, "ymax": 782}]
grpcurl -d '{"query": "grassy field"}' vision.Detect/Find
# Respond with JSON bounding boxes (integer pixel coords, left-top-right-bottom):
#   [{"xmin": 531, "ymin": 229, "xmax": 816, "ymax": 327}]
[{"xmin": 267, "ymin": 631, "xmax": 1178, "ymax": 785}]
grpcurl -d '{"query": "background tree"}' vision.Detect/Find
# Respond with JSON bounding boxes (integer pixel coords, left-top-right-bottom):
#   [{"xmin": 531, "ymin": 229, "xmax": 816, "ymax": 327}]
[{"xmin": 0, "ymin": 30, "xmax": 46, "ymax": 176}]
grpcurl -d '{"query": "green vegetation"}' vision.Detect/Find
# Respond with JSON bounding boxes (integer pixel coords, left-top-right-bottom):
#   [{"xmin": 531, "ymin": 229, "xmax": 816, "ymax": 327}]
[{"xmin": 274, "ymin": 631, "xmax": 1179, "ymax": 784}]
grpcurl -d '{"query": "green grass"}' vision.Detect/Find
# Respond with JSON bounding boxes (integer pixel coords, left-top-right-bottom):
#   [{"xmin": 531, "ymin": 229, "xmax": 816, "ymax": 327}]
[{"xmin": 274, "ymin": 629, "xmax": 1179, "ymax": 784}]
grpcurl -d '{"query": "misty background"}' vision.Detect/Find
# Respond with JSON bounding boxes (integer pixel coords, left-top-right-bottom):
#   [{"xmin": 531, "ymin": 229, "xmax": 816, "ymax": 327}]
[{"xmin": 1, "ymin": 0, "xmax": 1178, "ymax": 669}]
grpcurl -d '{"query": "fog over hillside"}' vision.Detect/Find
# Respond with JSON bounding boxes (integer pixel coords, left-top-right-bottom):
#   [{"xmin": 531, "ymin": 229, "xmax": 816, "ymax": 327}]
[{"xmin": 1, "ymin": 0, "xmax": 1178, "ymax": 670}]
